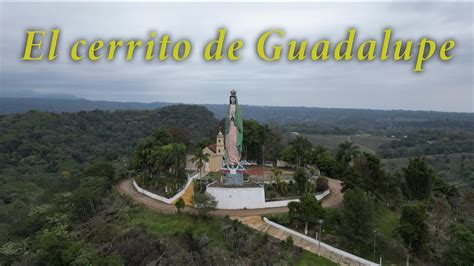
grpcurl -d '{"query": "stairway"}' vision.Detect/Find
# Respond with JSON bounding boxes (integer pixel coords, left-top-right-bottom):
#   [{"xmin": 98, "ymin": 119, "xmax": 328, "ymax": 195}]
[
  {"xmin": 234, "ymin": 216, "xmax": 369, "ymax": 266},
  {"xmin": 173, "ymin": 182, "xmax": 194, "ymax": 206}
]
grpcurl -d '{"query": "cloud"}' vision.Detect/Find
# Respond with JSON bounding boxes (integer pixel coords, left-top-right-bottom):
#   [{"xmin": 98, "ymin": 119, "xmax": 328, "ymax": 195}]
[{"xmin": 0, "ymin": 2, "xmax": 472, "ymax": 112}]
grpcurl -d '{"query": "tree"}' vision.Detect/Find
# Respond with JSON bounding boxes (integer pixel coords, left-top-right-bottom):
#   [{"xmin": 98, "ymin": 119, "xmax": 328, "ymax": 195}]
[
  {"xmin": 132, "ymin": 128, "xmax": 173, "ymax": 179},
  {"xmin": 397, "ymin": 203, "xmax": 429, "ymax": 257},
  {"xmin": 271, "ymin": 167, "xmax": 283, "ymax": 181},
  {"xmin": 335, "ymin": 141, "xmax": 360, "ymax": 178},
  {"xmin": 340, "ymin": 188, "xmax": 375, "ymax": 252},
  {"xmin": 293, "ymin": 168, "xmax": 308, "ymax": 195},
  {"xmin": 288, "ymin": 194, "xmax": 325, "ymax": 235},
  {"xmin": 442, "ymin": 224, "xmax": 474, "ymax": 265},
  {"xmin": 290, "ymin": 136, "xmax": 313, "ymax": 167},
  {"xmin": 85, "ymin": 162, "xmax": 116, "ymax": 183},
  {"xmin": 402, "ymin": 157, "xmax": 435, "ymax": 201},
  {"xmin": 263, "ymin": 122, "xmax": 283, "ymax": 163},
  {"xmin": 260, "ymin": 123, "xmax": 270, "ymax": 171},
  {"xmin": 343, "ymin": 152, "xmax": 388, "ymax": 199},
  {"xmin": 311, "ymin": 146, "xmax": 336, "ymax": 177},
  {"xmin": 281, "ymin": 145, "xmax": 297, "ymax": 165},
  {"xmin": 160, "ymin": 143, "xmax": 187, "ymax": 182},
  {"xmin": 192, "ymin": 192, "xmax": 217, "ymax": 217},
  {"xmin": 243, "ymin": 119, "xmax": 263, "ymax": 162},
  {"xmin": 191, "ymin": 147, "xmax": 209, "ymax": 178},
  {"xmin": 315, "ymin": 177, "xmax": 329, "ymax": 193},
  {"xmin": 242, "ymin": 119, "xmax": 282, "ymax": 163},
  {"xmin": 175, "ymin": 197, "xmax": 185, "ymax": 214},
  {"xmin": 168, "ymin": 127, "xmax": 192, "ymax": 147},
  {"xmin": 336, "ymin": 141, "xmax": 360, "ymax": 166},
  {"xmin": 71, "ymin": 176, "xmax": 110, "ymax": 221}
]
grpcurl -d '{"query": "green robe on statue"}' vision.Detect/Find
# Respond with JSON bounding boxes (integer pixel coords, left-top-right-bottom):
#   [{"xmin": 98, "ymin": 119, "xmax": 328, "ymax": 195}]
[{"xmin": 224, "ymin": 91, "xmax": 243, "ymax": 166}]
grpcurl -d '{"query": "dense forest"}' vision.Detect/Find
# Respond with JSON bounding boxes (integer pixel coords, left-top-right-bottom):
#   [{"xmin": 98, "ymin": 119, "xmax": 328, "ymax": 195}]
[
  {"xmin": 2, "ymin": 97, "xmax": 473, "ymax": 132},
  {"xmin": 0, "ymin": 105, "xmax": 334, "ymax": 265},
  {"xmin": 1, "ymin": 98, "xmax": 473, "ymax": 264}
]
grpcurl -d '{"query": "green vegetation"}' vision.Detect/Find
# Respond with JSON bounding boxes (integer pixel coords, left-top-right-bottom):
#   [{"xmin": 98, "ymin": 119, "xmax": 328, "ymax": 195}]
[
  {"xmin": 442, "ymin": 224, "xmax": 474, "ymax": 265},
  {"xmin": 397, "ymin": 203, "xmax": 429, "ymax": 256},
  {"xmin": 192, "ymin": 192, "xmax": 217, "ymax": 217},
  {"xmin": 1, "ymin": 106, "xmax": 328, "ymax": 264},
  {"xmin": 132, "ymin": 128, "xmax": 188, "ymax": 197},
  {"xmin": 296, "ymin": 250, "xmax": 338, "ymax": 266},
  {"xmin": 274, "ymin": 134, "xmax": 473, "ymax": 265},
  {"xmin": 242, "ymin": 119, "xmax": 283, "ymax": 163},
  {"xmin": 1, "ymin": 100, "xmax": 473, "ymax": 265},
  {"xmin": 402, "ymin": 157, "xmax": 435, "ymax": 201},
  {"xmin": 175, "ymin": 197, "xmax": 185, "ymax": 213},
  {"xmin": 340, "ymin": 188, "xmax": 376, "ymax": 254},
  {"xmin": 288, "ymin": 194, "xmax": 325, "ymax": 235},
  {"xmin": 383, "ymin": 153, "xmax": 474, "ymax": 192},
  {"xmin": 376, "ymin": 208, "xmax": 399, "ymax": 237},
  {"xmin": 191, "ymin": 145, "xmax": 210, "ymax": 178}
]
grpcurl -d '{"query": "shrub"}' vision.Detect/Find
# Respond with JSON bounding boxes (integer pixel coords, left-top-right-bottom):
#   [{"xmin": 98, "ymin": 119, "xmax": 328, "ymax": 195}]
[{"xmin": 315, "ymin": 177, "xmax": 329, "ymax": 192}]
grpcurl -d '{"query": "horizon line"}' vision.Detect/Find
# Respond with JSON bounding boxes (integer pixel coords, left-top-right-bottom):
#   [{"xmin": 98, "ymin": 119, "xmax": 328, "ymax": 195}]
[{"xmin": 1, "ymin": 95, "xmax": 473, "ymax": 114}]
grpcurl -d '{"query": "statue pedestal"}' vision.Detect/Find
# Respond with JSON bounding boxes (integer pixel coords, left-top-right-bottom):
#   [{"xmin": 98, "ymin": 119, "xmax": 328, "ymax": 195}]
[{"xmin": 220, "ymin": 165, "xmax": 245, "ymax": 186}]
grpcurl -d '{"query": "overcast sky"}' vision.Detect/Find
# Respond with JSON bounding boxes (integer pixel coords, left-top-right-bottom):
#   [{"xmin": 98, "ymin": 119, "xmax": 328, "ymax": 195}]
[{"xmin": 0, "ymin": 2, "xmax": 473, "ymax": 112}]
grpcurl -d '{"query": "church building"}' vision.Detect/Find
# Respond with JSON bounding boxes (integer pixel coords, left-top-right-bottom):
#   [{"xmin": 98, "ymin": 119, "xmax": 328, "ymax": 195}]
[
  {"xmin": 186, "ymin": 131, "xmax": 225, "ymax": 173},
  {"xmin": 202, "ymin": 131, "xmax": 225, "ymax": 172}
]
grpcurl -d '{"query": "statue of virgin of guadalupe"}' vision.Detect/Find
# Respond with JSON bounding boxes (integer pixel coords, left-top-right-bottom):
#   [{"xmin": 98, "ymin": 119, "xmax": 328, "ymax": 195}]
[{"xmin": 224, "ymin": 90, "xmax": 243, "ymax": 167}]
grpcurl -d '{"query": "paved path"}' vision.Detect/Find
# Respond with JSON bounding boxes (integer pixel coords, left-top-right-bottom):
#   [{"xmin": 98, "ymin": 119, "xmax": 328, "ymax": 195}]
[
  {"xmin": 234, "ymin": 216, "xmax": 370, "ymax": 266},
  {"xmin": 117, "ymin": 177, "xmax": 343, "ymax": 216}
]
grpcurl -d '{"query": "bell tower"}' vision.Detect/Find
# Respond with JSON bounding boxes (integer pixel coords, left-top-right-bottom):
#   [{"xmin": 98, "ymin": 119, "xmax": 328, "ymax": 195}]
[{"xmin": 216, "ymin": 130, "xmax": 225, "ymax": 156}]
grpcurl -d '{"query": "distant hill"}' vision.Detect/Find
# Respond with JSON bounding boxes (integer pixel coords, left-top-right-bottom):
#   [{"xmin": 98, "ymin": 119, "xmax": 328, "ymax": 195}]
[
  {"xmin": 1, "ymin": 97, "xmax": 473, "ymax": 134},
  {"xmin": 0, "ymin": 97, "xmax": 173, "ymax": 114},
  {"xmin": 0, "ymin": 105, "xmax": 218, "ymax": 171}
]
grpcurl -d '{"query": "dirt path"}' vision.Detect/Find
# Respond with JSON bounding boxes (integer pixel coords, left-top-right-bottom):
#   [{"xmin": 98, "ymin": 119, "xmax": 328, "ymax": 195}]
[
  {"xmin": 322, "ymin": 178, "xmax": 343, "ymax": 208},
  {"xmin": 116, "ymin": 177, "xmax": 343, "ymax": 216}
]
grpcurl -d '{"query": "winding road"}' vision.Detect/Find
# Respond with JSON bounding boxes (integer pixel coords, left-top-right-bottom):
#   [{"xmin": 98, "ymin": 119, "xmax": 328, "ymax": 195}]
[{"xmin": 116, "ymin": 177, "xmax": 343, "ymax": 216}]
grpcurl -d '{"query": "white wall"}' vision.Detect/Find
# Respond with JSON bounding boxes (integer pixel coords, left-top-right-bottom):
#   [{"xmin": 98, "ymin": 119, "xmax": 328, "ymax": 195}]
[
  {"xmin": 134, "ymin": 172, "xmax": 330, "ymax": 209},
  {"xmin": 133, "ymin": 172, "xmax": 201, "ymax": 204},
  {"xmin": 206, "ymin": 184, "xmax": 330, "ymax": 209},
  {"xmin": 263, "ymin": 217, "xmax": 379, "ymax": 266},
  {"xmin": 263, "ymin": 190, "xmax": 329, "ymax": 208},
  {"xmin": 207, "ymin": 185, "xmax": 266, "ymax": 209}
]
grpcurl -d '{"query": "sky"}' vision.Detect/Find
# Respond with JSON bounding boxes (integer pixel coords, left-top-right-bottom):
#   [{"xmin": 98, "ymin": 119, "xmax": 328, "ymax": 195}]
[{"xmin": 0, "ymin": 2, "xmax": 473, "ymax": 112}]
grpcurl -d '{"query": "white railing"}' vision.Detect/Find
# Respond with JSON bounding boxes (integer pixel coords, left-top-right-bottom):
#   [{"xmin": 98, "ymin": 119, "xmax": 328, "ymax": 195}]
[
  {"xmin": 316, "ymin": 189, "xmax": 330, "ymax": 200},
  {"xmin": 133, "ymin": 171, "xmax": 203, "ymax": 204},
  {"xmin": 263, "ymin": 189, "xmax": 330, "ymax": 208},
  {"xmin": 262, "ymin": 217, "xmax": 379, "ymax": 266}
]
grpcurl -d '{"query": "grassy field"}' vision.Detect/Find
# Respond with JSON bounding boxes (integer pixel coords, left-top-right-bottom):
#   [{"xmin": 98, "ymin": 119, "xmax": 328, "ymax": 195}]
[
  {"xmin": 376, "ymin": 208, "xmax": 399, "ymax": 237},
  {"xmin": 126, "ymin": 205, "xmax": 338, "ymax": 264},
  {"xmin": 129, "ymin": 209, "xmax": 225, "ymax": 241},
  {"xmin": 350, "ymin": 134, "xmax": 393, "ymax": 152}
]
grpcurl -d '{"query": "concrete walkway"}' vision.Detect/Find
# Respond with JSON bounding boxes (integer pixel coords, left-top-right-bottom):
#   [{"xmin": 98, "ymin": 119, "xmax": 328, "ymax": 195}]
[{"xmin": 234, "ymin": 216, "xmax": 374, "ymax": 266}]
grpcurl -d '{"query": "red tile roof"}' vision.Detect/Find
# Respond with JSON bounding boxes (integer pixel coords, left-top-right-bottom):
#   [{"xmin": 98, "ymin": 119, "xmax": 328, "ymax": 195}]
[{"xmin": 207, "ymin": 144, "xmax": 217, "ymax": 153}]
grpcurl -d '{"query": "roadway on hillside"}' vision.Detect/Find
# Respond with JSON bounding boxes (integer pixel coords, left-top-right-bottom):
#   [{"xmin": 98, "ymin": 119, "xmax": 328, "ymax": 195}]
[{"xmin": 116, "ymin": 178, "xmax": 343, "ymax": 216}]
